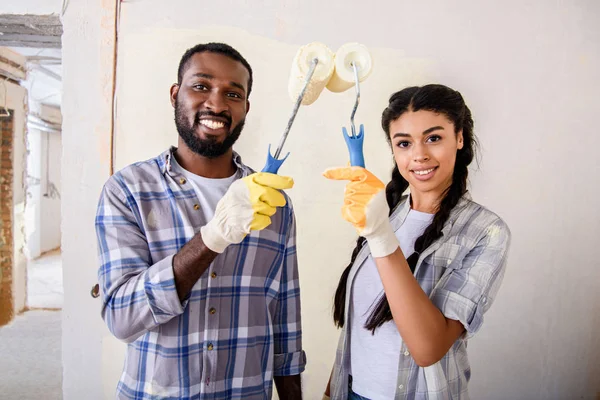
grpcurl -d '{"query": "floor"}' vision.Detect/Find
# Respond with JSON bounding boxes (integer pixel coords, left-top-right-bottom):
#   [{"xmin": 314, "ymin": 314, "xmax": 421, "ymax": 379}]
[
  {"xmin": 0, "ymin": 310, "xmax": 62, "ymax": 399},
  {"xmin": 27, "ymin": 248, "xmax": 63, "ymax": 309},
  {"xmin": 0, "ymin": 250, "xmax": 64, "ymax": 398}
]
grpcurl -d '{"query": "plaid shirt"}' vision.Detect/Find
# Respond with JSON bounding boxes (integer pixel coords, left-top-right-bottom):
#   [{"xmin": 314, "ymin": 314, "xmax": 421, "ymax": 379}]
[
  {"xmin": 95, "ymin": 148, "xmax": 306, "ymax": 400},
  {"xmin": 331, "ymin": 195, "xmax": 511, "ymax": 400}
]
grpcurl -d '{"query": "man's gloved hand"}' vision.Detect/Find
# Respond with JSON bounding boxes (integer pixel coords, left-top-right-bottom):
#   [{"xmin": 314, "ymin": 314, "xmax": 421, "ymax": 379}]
[
  {"xmin": 323, "ymin": 166, "xmax": 399, "ymax": 258},
  {"xmin": 201, "ymin": 172, "xmax": 294, "ymax": 253}
]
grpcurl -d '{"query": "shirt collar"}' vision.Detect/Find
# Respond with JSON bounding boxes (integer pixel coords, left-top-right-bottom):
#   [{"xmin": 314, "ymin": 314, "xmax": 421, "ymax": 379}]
[
  {"xmin": 160, "ymin": 146, "xmax": 252, "ymax": 177},
  {"xmin": 391, "ymin": 191, "xmax": 472, "ymax": 234}
]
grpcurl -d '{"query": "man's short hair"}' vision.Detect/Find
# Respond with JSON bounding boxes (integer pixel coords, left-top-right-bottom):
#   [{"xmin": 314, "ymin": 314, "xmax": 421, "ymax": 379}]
[{"xmin": 177, "ymin": 42, "xmax": 253, "ymax": 98}]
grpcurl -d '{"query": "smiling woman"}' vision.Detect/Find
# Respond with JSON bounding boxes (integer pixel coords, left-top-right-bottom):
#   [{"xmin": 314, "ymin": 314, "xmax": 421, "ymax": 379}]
[
  {"xmin": 323, "ymin": 84, "xmax": 511, "ymax": 400},
  {"xmin": 388, "ymin": 109, "xmax": 465, "ymax": 213}
]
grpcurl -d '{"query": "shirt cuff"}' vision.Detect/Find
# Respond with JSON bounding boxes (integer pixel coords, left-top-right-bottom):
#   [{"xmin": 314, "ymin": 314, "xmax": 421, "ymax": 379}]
[
  {"xmin": 431, "ymin": 288, "xmax": 485, "ymax": 339},
  {"xmin": 144, "ymin": 254, "xmax": 187, "ymax": 323},
  {"xmin": 273, "ymin": 350, "xmax": 307, "ymax": 376}
]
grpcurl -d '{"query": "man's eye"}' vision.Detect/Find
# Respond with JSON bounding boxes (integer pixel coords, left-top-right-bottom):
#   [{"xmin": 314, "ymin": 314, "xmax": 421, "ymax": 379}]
[
  {"xmin": 193, "ymin": 84, "xmax": 207, "ymax": 90},
  {"xmin": 227, "ymin": 92, "xmax": 242, "ymax": 99}
]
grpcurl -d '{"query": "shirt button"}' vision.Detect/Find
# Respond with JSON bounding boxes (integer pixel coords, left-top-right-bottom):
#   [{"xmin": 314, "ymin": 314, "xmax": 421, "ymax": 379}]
[
  {"xmin": 207, "ymin": 343, "xmax": 214, "ymax": 351},
  {"xmin": 179, "ymin": 178, "xmax": 186, "ymax": 184},
  {"xmin": 209, "ymin": 307, "xmax": 216, "ymax": 315},
  {"xmin": 399, "ymin": 384, "xmax": 404, "ymax": 389},
  {"xmin": 210, "ymin": 272, "xmax": 217, "ymax": 279},
  {"xmin": 404, "ymin": 350, "xmax": 410, "ymax": 356},
  {"xmin": 193, "ymin": 204, "xmax": 200, "ymax": 210}
]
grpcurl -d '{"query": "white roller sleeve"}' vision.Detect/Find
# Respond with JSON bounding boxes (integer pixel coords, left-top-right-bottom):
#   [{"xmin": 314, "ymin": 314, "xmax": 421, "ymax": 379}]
[
  {"xmin": 288, "ymin": 42, "xmax": 335, "ymax": 105},
  {"xmin": 326, "ymin": 42, "xmax": 373, "ymax": 93}
]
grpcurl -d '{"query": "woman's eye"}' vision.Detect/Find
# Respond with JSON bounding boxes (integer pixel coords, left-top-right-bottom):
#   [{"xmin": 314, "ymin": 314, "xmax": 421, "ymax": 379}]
[
  {"xmin": 427, "ymin": 135, "xmax": 441, "ymax": 143},
  {"xmin": 396, "ymin": 141, "xmax": 410, "ymax": 148}
]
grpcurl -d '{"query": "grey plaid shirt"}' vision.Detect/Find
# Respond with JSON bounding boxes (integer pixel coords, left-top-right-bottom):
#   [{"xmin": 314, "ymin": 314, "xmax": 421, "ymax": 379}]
[
  {"xmin": 96, "ymin": 148, "xmax": 306, "ymax": 399},
  {"xmin": 330, "ymin": 195, "xmax": 511, "ymax": 400}
]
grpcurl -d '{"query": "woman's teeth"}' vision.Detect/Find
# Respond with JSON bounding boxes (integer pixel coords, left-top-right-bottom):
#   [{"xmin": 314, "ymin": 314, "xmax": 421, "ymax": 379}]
[{"xmin": 414, "ymin": 168, "xmax": 435, "ymax": 176}]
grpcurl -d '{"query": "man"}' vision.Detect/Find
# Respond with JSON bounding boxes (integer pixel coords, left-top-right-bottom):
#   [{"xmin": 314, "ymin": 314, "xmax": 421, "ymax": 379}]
[{"xmin": 96, "ymin": 42, "xmax": 305, "ymax": 399}]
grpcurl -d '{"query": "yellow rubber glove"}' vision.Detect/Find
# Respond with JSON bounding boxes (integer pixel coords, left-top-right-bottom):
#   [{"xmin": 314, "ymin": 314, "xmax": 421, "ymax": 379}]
[
  {"xmin": 323, "ymin": 166, "xmax": 399, "ymax": 258},
  {"xmin": 201, "ymin": 172, "xmax": 294, "ymax": 253}
]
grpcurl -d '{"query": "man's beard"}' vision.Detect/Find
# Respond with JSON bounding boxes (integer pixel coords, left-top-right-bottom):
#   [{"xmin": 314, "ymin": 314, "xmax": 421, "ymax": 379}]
[{"xmin": 174, "ymin": 100, "xmax": 244, "ymax": 159}]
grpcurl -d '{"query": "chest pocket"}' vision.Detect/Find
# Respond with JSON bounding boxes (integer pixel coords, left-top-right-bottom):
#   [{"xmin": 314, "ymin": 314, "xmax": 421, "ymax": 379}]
[{"xmin": 429, "ymin": 242, "xmax": 465, "ymax": 271}]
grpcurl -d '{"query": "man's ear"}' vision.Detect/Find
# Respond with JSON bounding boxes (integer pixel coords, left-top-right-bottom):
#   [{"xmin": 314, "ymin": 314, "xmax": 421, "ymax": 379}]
[{"xmin": 170, "ymin": 84, "xmax": 179, "ymax": 108}]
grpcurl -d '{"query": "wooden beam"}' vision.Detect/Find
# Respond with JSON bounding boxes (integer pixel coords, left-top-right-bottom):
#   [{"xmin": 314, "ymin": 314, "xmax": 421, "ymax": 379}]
[
  {"xmin": 0, "ymin": 23, "xmax": 63, "ymax": 36},
  {"xmin": 0, "ymin": 40, "xmax": 61, "ymax": 49},
  {"xmin": 0, "ymin": 14, "xmax": 62, "ymax": 28},
  {"xmin": 0, "ymin": 34, "xmax": 60, "ymax": 43},
  {"xmin": 0, "ymin": 14, "xmax": 62, "ymax": 49}
]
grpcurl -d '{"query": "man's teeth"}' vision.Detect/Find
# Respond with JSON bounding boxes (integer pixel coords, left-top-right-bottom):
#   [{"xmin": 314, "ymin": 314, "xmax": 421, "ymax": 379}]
[
  {"xmin": 414, "ymin": 168, "xmax": 435, "ymax": 176},
  {"xmin": 199, "ymin": 120, "xmax": 225, "ymax": 129}
]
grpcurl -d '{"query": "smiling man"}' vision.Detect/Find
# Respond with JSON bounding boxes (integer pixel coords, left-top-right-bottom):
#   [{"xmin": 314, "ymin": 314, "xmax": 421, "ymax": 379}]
[{"xmin": 95, "ymin": 43, "xmax": 305, "ymax": 399}]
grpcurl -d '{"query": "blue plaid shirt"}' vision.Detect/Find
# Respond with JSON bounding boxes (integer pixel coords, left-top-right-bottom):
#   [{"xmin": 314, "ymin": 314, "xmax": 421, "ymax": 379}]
[
  {"xmin": 331, "ymin": 195, "xmax": 511, "ymax": 400},
  {"xmin": 95, "ymin": 148, "xmax": 306, "ymax": 399}
]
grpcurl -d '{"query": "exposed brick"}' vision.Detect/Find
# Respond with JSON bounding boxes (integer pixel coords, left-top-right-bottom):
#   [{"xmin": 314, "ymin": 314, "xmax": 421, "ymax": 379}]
[{"xmin": 0, "ymin": 113, "xmax": 14, "ymax": 326}]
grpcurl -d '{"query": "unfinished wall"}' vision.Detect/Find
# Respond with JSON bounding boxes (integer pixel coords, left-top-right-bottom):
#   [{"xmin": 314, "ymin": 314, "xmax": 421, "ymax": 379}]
[
  {"xmin": 0, "ymin": 78, "xmax": 28, "ymax": 323},
  {"xmin": 62, "ymin": 1, "xmax": 600, "ymax": 399},
  {"xmin": 0, "ymin": 113, "xmax": 14, "ymax": 325}
]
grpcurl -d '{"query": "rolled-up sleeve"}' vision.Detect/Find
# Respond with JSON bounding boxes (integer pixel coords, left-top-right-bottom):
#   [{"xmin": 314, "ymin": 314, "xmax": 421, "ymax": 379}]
[
  {"xmin": 430, "ymin": 217, "xmax": 511, "ymax": 338},
  {"xmin": 95, "ymin": 178, "xmax": 186, "ymax": 343},
  {"xmin": 272, "ymin": 203, "xmax": 307, "ymax": 376}
]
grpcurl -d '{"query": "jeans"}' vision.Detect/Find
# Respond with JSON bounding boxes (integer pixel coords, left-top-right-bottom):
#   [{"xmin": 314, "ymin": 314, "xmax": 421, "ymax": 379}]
[
  {"xmin": 348, "ymin": 389, "xmax": 371, "ymax": 400},
  {"xmin": 348, "ymin": 376, "xmax": 371, "ymax": 400}
]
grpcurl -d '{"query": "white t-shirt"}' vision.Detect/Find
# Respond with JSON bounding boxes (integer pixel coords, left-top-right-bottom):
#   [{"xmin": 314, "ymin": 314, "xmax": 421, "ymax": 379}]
[
  {"xmin": 350, "ymin": 209, "xmax": 434, "ymax": 400},
  {"xmin": 170, "ymin": 156, "xmax": 240, "ymax": 222}
]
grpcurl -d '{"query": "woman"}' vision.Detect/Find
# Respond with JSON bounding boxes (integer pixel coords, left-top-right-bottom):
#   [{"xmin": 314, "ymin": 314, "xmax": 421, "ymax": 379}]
[{"xmin": 323, "ymin": 84, "xmax": 511, "ymax": 400}]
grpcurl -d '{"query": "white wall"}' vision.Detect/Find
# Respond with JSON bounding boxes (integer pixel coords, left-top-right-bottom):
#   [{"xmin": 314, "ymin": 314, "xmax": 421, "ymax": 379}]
[
  {"xmin": 0, "ymin": 79, "xmax": 28, "ymax": 315},
  {"xmin": 61, "ymin": 1, "xmax": 600, "ymax": 399},
  {"xmin": 39, "ymin": 129, "xmax": 61, "ymax": 253},
  {"xmin": 25, "ymin": 126, "xmax": 62, "ymax": 258},
  {"xmin": 25, "ymin": 127, "xmax": 42, "ymax": 259},
  {"xmin": 61, "ymin": 0, "xmax": 116, "ymax": 398},
  {"xmin": 0, "ymin": 0, "xmax": 62, "ymax": 15}
]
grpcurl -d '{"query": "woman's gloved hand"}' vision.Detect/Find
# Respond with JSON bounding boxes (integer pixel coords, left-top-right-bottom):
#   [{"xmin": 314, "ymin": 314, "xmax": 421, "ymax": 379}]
[{"xmin": 323, "ymin": 166, "xmax": 398, "ymax": 258}]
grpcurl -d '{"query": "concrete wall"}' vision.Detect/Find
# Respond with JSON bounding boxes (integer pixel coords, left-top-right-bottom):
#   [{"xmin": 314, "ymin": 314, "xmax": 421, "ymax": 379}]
[{"xmin": 61, "ymin": 1, "xmax": 600, "ymax": 399}]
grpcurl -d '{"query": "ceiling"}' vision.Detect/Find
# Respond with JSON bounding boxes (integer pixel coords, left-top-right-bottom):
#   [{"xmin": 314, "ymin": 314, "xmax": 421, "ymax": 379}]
[
  {"xmin": 0, "ymin": 14, "xmax": 62, "ymax": 48},
  {"xmin": 0, "ymin": 14, "xmax": 62, "ymax": 107}
]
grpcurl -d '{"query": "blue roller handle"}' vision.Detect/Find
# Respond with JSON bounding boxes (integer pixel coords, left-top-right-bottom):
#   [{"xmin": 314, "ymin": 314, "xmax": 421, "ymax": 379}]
[
  {"xmin": 343, "ymin": 124, "xmax": 365, "ymax": 168},
  {"xmin": 261, "ymin": 144, "xmax": 290, "ymax": 174}
]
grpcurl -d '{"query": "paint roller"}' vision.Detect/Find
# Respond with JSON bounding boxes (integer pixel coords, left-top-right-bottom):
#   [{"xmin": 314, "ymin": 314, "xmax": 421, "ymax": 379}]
[
  {"xmin": 328, "ymin": 43, "xmax": 373, "ymax": 168},
  {"xmin": 262, "ymin": 42, "xmax": 335, "ymax": 174}
]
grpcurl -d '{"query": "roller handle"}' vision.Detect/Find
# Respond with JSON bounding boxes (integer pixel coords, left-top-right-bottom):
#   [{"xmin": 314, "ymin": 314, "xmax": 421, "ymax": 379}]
[
  {"xmin": 343, "ymin": 124, "xmax": 365, "ymax": 168},
  {"xmin": 261, "ymin": 144, "xmax": 290, "ymax": 174}
]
